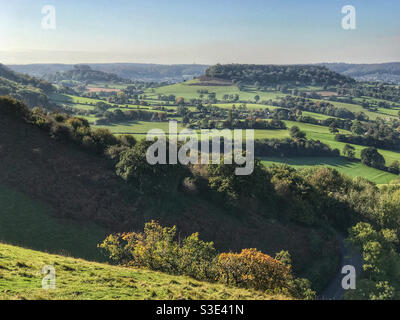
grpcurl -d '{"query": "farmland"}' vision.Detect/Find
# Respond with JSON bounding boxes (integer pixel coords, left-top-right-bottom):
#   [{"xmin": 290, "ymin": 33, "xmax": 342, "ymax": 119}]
[
  {"xmin": 46, "ymin": 77, "xmax": 400, "ymax": 185},
  {"xmin": 261, "ymin": 157, "xmax": 398, "ymax": 184}
]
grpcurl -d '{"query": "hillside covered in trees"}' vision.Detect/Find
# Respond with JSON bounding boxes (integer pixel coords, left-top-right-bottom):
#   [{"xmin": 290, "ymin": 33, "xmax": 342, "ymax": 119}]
[
  {"xmin": 46, "ymin": 65, "xmax": 129, "ymax": 83},
  {"xmin": 0, "ymin": 64, "xmax": 55, "ymax": 109},
  {"xmin": 321, "ymin": 62, "xmax": 400, "ymax": 83},
  {"xmin": 205, "ymin": 64, "xmax": 355, "ymax": 86},
  {"xmin": 8, "ymin": 63, "xmax": 209, "ymax": 82}
]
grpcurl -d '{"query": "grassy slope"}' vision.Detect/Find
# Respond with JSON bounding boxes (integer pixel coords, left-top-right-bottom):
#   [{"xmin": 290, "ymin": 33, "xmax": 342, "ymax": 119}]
[
  {"xmin": 0, "ymin": 243, "xmax": 288, "ymax": 300},
  {"xmin": 148, "ymin": 80, "xmax": 285, "ymax": 101},
  {"xmin": 0, "ymin": 185, "xmax": 107, "ymax": 261}
]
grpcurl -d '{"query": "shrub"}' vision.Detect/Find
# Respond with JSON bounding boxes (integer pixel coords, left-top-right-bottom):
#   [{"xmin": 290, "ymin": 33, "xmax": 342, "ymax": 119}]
[
  {"xmin": 217, "ymin": 249, "xmax": 292, "ymax": 291},
  {"xmin": 49, "ymin": 123, "xmax": 71, "ymax": 141},
  {"xmin": 99, "ymin": 221, "xmax": 218, "ymax": 281},
  {"xmin": 90, "ymin": 128, "xmax": 118, "ymax": 154},
  {"xmin": 0, "ymin": 96, "xmax": 31, "ymax": 120}
]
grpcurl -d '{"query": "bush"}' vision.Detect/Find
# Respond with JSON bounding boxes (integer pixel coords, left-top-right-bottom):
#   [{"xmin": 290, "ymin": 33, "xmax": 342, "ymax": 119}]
[
  {"xmin": 0, "ymin": 96, "xmax": 31, "ymax": 120},
  {"xmin": 99, "ymin": 221, "xmax": 218, "ymax": 281},
  {"xmin": 49, "ymin": 123, "xmax": 71, "ymax": 141},
  {"xmin": 90, "ymin": 128, "xmax": 118, "ymax": 154},
  {"xmin": 217, "ymin": 249, "xmax": 291, "ymax": 291}
]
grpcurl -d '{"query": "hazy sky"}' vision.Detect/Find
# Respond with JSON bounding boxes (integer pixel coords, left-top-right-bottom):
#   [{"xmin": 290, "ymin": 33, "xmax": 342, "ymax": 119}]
[{"xmin": 1, "ymin": 0, "xmax": 399, "ymax": 64}]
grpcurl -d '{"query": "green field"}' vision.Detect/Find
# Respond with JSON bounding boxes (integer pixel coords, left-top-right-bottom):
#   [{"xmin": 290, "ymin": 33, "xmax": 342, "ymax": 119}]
[
  {"xmin": 146, "ymin": 80, "xmax": 286, "ymax": 101},
  {"xmin": 260, "ymin": 157, "xmax": 398, "ymax": 185},
  {"xmin": 49, "ymin": 82, "xmax": 400, "ymax": 184},
  {"xmin": 0, "ymin": 243, "xmax": 288, "ymax": 300},
  {"xmin": 282, "ymin": 121, "xmax": 400, "ymax": 165},
  {"xmin": 312, "ymin": 99, "xmax": 399, "ymax": 120},
  {"xmin": 0, "ymin": 185, "xmax": 107, "ymax": 261}
]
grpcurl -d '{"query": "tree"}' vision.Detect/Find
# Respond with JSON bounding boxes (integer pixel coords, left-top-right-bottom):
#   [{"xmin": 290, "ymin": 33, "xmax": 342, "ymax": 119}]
[
  {"xmin": 116, "ymin": 140, "xmax": 187, "ymax": 194},
  {"xmin": 254, "ymin": 95, "xmax": 260, "ymax": 103},
  {"xmin": 289, "ymin": 126, "xmax": 306, "ymax": 140},
  {"xmin": 343, "ymin": 144, "xmax": 356, "ymax": 159},
  {"xmin": 388, "ymin": 161, "xmax": 400, "ymax": 175},
  {"xmin": 329, "ymin": 123, "xmax": 339, "ymax": 134},
  {"xmin": 361, "ymin": 147, "xmax": 385, "ymax": 170},
  {"xmin": 351, "ymin": 120, "xmax": 365, "ymax": 135},
  {"xmin": 176, "ymin": 96, "xmax": 185, "ymax": 105},
  {"xmin": 217, "ymin": 249, "xmax": 291, "ymax": 291}
]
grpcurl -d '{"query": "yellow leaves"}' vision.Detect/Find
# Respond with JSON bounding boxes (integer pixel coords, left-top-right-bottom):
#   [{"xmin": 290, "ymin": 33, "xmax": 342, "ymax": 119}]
[{"xmin": 217, "ymin": 249, "xmax": 292, "ymax": 291}]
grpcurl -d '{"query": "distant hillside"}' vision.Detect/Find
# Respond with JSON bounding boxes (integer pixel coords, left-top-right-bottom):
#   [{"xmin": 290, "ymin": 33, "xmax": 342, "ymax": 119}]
[
  {"xmin": 0, "ymin": 64, "xmax": 55, "ymax": 109},
  {"xmin": 0, "ymin": 243, "xmax": 289, "ymax": 300},
  {"xmin": 8, "ymin": 63, "xmax": 209, "ymax": 82},
  {"xmin": 206, "ymin": 64, "xmax": 355, "ymax": 86},
  {"xmin": 0, "ymin": 64, "xmax": 54, "ymax": 92},
  {"xmin": 321, "ymin": 62, "xmax": 400, "ymax": 83},
  {"xmin": 46, "ymin": 65, "xmax": 128, "ymax": 83}
]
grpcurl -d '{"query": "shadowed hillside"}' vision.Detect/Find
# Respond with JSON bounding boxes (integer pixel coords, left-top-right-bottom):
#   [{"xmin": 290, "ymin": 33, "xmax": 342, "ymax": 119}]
[{"xmin": 0, "ymin": 96, "xmax": 340, "ymax": 291}]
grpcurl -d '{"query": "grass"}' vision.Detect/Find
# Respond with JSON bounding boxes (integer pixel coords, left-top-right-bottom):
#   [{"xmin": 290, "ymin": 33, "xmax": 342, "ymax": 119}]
[
  {"xmin": 0, "ymin": 243, "xmax": 290, "ymax": 300},
  {"xmin": 282, "ymin": 121, "xmax": 400, "ymax": 165},
  {"xmin": 94, "ymin": 120, "xmax": 185, "ymax": 137},
  {"xmin": 0, "ymin": 185, "xmax": 107, "ymax": 262},
  {"xmin": 260, "ymin": 157, "xmax": 398, "ymax": 185},
  {"xmin": 146, "ymin": 80, "xmax": 286, "ymax": 101},
  {"xmin": 50, "ymin": 83, "xmax": 400, "ymax": 181},
  {"xmin": 312, "ymin": 99, "xmax": 399, "ymax": 120}
]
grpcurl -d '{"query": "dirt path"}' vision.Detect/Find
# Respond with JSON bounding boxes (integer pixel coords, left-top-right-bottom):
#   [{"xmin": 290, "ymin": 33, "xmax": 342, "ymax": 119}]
[{"xmin": 319, "ymin": 235, "xmax": 363, "ymax": 300}]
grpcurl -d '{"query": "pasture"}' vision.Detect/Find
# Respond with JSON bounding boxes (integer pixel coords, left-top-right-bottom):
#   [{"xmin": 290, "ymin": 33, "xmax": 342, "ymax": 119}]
[{"xmin": 261, "ymin": 157, "xmax": 398, "ymax": 185}]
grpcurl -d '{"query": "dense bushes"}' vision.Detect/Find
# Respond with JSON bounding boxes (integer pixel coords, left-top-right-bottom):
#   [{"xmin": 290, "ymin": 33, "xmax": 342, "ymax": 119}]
[
  {"xmin": 207, "ymin": 159, "xmax": 274, "ymax": 203},
  {"xmin": 116, "ymin": 140, "xmax": 189, "ymax": 194},
  {"xmin": 272, "ymin": 96, "xmax": 358, "ymax": 120},
  {"xmin": 336, "ymin": 134, "xmax": 400, "ymax": 151},
  {"xmin": 99, "ymin": 221, "xmax": 315, "ymax": 299},
  {"xmin": 254, "ymin": 138, "xmax": 340, "ymax": 158},
  {"xmin": 0, "ymin": 96, "xmax": 31, "ymax": 120},
  {"xmin": 99, "ymin": 221, "xmax": 218, "ymax": 281},
  {"xmin": 95, "ymin": 108, "xmax": 155, "ymax": 125}
]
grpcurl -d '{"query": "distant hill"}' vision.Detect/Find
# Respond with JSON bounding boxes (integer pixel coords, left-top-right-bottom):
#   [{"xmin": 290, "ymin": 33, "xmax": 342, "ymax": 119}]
[
  {"xmin": 320, "ymin": 62, "xmax": 400, "ymax": 83},
  {"xmin": 46, "ymin": 64, "xmax": 128, "ymax": 83},
  {"xmin": 205, "ymin": 64, "xmax": 355, "ymax": 86},
  {"xmin": 7, "ymin": 63, "xmax": 209, "ymax": 82},
  {"xmin": 0, "ymin": 64, "xmax": 54, "ymax": 92},
  {"xmin": 0, "ymin": 64, "xmax": 55, "ymax": 108}
]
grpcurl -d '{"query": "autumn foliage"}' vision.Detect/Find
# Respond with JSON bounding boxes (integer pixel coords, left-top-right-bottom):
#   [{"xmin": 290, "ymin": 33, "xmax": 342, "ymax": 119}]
[
  {"xmin": 99, "ymin": 221, "xmax": 315, "ymax": 298},
  {"xmin": 217, "ymin": 248, "xmax": 292, "ymax": 291}
]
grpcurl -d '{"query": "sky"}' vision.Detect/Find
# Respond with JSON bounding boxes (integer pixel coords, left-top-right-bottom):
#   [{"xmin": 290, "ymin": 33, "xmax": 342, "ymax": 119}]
[{"xmin": 0, "ymin": 0, "xmax": 399, "ymax": 65}]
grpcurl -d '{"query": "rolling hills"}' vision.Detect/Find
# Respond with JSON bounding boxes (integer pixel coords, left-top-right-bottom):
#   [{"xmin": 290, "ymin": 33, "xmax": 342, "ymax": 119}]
[
  {"xmin": 321, "ymin": 62, "xmax": 400, "ymax": 83},
  {"xmin": 0, "ymin": 96, "xmax": 340, "ymax": 292}
]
